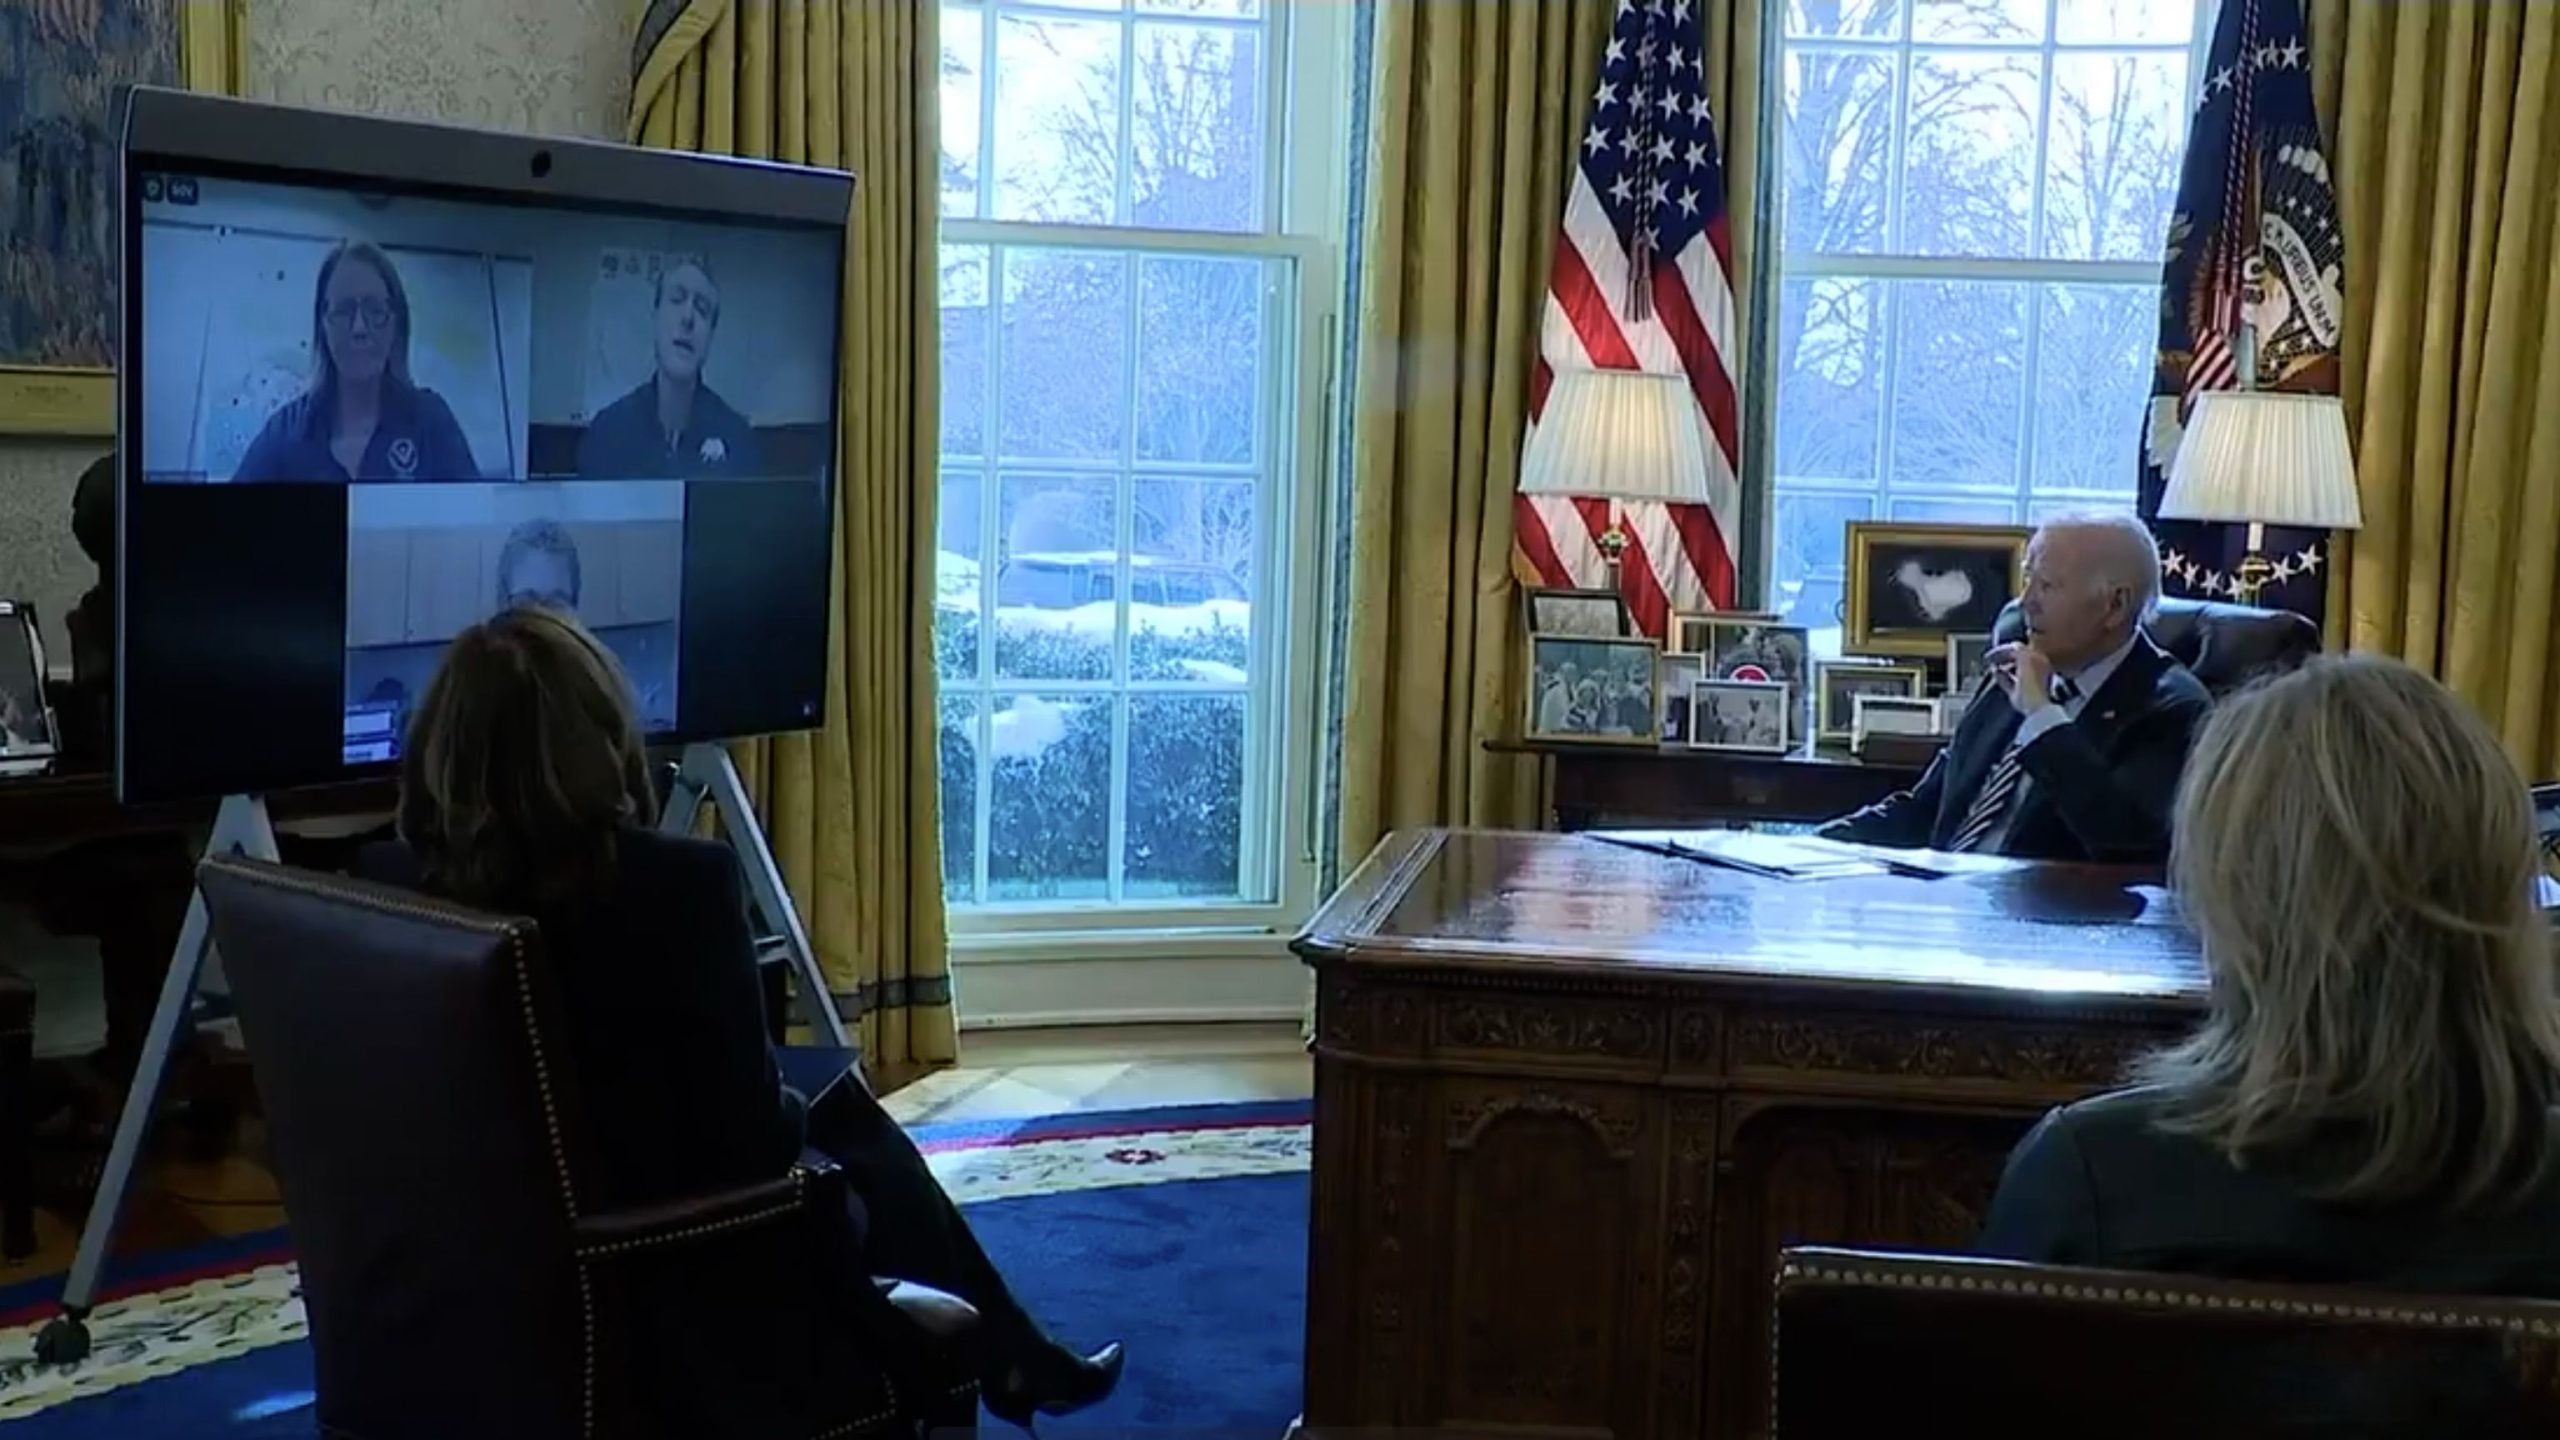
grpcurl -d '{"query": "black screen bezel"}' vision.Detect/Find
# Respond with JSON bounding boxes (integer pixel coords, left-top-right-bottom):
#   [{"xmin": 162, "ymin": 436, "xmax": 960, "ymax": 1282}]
[{"xmin": 115, "ymin": 88, "xmax": 853, "ymax": 804}]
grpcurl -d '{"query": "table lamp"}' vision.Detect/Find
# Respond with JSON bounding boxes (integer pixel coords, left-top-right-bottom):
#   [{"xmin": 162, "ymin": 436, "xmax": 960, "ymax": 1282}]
[
  {"xmin": 2156, "ymin": 390, "xmax": 2362, "ymax": 606},
  {"xmin": 1518, "ymin": 367, "xmax": 1715, "ymax": 593}
]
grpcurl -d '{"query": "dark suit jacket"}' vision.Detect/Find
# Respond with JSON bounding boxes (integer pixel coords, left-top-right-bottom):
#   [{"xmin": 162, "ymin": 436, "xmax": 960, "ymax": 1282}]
[
  {"xmin": 1979, "ymin": 1086, "xmax": 2560, "ymax": 1297},
  {"xmin": 356, "ymin": 829, "xmax": 812, "ymax": 1217},
  {"xmin": 1818, "ymin": 632, "xmax": 2210, "ymax": 863}
]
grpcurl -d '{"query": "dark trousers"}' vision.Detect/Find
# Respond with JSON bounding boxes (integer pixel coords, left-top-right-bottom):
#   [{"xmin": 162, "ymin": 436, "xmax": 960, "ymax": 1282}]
[{"xmin": 807, "ymin": 1077, "xmax": 1045, "ymax": 1380}]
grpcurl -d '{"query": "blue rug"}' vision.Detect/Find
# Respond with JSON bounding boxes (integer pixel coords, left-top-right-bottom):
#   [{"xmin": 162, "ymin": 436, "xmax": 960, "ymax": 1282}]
[{"xmin": 0, "ymin": 1101, "xmax": 1310, "ymax": 1435}]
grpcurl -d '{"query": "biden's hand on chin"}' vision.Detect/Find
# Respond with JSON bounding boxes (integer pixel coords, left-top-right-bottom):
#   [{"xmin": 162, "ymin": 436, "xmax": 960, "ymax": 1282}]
[{"xmin": 1987, "ymin": 642, "xmax": 2055, "ymax": 716}]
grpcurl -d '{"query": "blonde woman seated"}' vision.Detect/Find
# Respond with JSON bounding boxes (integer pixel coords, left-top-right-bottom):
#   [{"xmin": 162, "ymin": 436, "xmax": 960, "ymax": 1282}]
[{"xmin": 1979, "ymin": 655, "xmax": 2560, "ymax": 1293}]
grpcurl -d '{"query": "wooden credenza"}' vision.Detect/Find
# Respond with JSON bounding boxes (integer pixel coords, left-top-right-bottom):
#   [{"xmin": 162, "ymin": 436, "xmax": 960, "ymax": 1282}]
[{"xmin": 1295, "ymin": 829, "xmax": 2209, "ymax": 1440}]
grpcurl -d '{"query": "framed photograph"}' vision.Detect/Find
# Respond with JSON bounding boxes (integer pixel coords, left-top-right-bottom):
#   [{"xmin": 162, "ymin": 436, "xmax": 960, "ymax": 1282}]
[
  {"xmin": 0, "ymin": 1, "xmax": 242, "ymax": 436},
  {"xmin": 1845, "ymin": 522, "xmax": 2032, "ymax": 658},
  {"xmin": 1524, "ymin": 586, "xmax": 1633, "ymax": 639},
  {"xmin": 1852, "ymin": 693, "xmax": 1942, "ymax": 752},
  {"xmin": 1936, "ymin": 693, "xmax": 1970, "ymax": 733},
  {"xmin": 1814, "ymin": 660, "xmax": 1928, "ymax": 743},
  {"xmin": 1688, "ymin": 679, "xmax": 1792, "ymax": 755},
  {"xmin": 1945, "ymin": 632, "xmax": 1994, "ymax": 697},
  {"xmin": 1698, "ymin": 617, "xmax": 1811, "ymax": 747},
  {"xmin": 1669, "ymin": 609, "xmax": 1779, "ymax": 656},
  {"xmin": 1658, "ymin": 652, "xmax": 1705, "ymax": 746},
  {"xmin": 0, "ymin": 601, "xmax": 59, "ymax": 765},
  {"xmin": 1525, "ymin": 634, "xmax": 1659, "ymax": 745}
]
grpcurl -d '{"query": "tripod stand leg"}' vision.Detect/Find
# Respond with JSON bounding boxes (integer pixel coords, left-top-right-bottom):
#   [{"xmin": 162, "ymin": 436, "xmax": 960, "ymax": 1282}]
[
  {"xmin": 35, "ymin": 795, "xmax": 276, "ymax": 1365},
  {"xmin": 671, "ymin": 743, "xmax": 854, "ymax": 1052}
]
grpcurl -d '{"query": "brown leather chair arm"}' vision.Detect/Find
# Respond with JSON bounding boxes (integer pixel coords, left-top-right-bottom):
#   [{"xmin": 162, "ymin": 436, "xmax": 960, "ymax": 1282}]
[{"xmin": 571, "ymin": 1161, "xmax": 843, "ymax": 1259}]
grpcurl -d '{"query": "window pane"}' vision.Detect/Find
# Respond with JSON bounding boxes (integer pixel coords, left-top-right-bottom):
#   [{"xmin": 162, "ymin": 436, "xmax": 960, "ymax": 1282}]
[
  {"xmin": 995, "ymin": 475, "xmax": 1116, "ymax": 682},
  {"xmin": 1140, "ymin": 0, "xmax": 1262, "ymax": 16},
  {"xmin": 2056, "ymin": 0, "xmax": 2196, "ymax": 45},
  {"xmin": 1775, "ymin": 277, "xmax": 1886, "ymax": 483},
  {"xmin": 1890, "ymin": 495, "xmax": 2021, "ymax": 524},
  {"xmin": 992, "ymin": 15, "xmax": 1122, "ymax": 225},
  {"xmin": 2043, "ymin": 52, "xmax": 2186, "ymax": 261},
  {"xmin": 1770, "ymin": 490, "xmax": 1876, "ymax": 644},
  {"xmin": 941, "ymin": 244, "xmax": 989, "ymax": 458},
  {"xmin": 1131, "ymin": 477, "xmax": 1254, "ymax": 682},
  {"xmin": 938, "ymin": 469, "xmax": 985, "ymax": 680},
  {"xmin": 1137, "ymin": 255, "xmax": 1261, "ymax": 464},
  {"xmin": 1787, "ymin": 0, "xmax": 1901, "ymax": 40},
  {"xmin": 1891, "ymin": 280, "xmax": 2026, "ymax": 490},
  {"xmin": 1783, "ymin": 52, "xmax": 1894, "ymax": 256},
  {"xmin": 987, "ymin": 694, "xmax": 1111, "ymax": 902},
  {"xmin": 941, "ymin": 5, "xmax": 984, "ymax": 219},
  {"xmin": 938, "ymin": 695, "xmax": 980, "ymax": 904},
  {"xmin": 1126, "ymin": 695, "xmax": 1245, "ymax": 899},
  {"xmin": 1132, "ymin": 23, "xmax": 1265, "ymax": 232},
  {"xmin": 2032, "ymin": 284, "xmax": 2152, "ymax": 497},
  {"xmin": 1914, "ymin": 0, "xmax": 2043, "ymax": 41},
  {"xmin": 1902, "ymin": 53, "xmax": 2039, "ymax": 257},
  {"xmin": 999, "ymin": 249, "xmax": 1128, "ymax": 461}
]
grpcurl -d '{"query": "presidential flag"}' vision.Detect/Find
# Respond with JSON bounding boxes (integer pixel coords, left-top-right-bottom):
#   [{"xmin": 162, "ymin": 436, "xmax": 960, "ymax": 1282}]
[
  {"xmin": 1513, "ymin": 0, "xmax": 1742, "ymax": 639},
  {"xmin": 2138, "ymin": 0, "xmax": 2344, "ymax": 623}
]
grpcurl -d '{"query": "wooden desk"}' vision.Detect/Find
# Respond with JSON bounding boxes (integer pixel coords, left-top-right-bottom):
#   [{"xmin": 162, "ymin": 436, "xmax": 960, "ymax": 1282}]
[
  {"xmin": 1295, "ymin": 829, "xmax": 2204, "ymax": 1440},
  {"xmin": 1486, "ymin": 740, "xmax": 1922, "ymax": 831}
]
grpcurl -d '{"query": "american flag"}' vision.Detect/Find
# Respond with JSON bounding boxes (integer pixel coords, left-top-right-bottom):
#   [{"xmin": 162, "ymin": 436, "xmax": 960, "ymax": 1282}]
[
  {"xmin": 2138, "ymin": 0, "xmax": 2343, "ymax": 622},
  {"xmin": 1512, "ymin": 0, "xmax": 1742, "ymax": 638}
]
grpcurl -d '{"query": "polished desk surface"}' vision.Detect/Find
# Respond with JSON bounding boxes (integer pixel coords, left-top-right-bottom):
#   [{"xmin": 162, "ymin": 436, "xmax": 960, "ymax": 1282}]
[{"xmin": 1301, "ymin": 828, "xmax": 2205, "ymax": 1008}]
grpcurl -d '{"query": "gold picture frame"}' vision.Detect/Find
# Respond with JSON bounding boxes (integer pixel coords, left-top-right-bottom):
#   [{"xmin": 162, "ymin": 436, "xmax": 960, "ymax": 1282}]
[
  {"xmin": 0, "ymin": 0, "xmax": 245, "ymax": 437},
  {"xmin": 1813, "ymin": 659, "xmax": 1928, "ymax": 743},
  {"xmin": 1844, "ymin": 521, "xmax": 2032, "ymax": 658}
]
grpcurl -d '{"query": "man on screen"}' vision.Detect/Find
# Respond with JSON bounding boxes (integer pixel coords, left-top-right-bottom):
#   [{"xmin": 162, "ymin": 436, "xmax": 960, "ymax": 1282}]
[
  {"xmin": 577, "ymin": 257, "xmax": 765, "ymax": 479},
  {"xmin": 496, "ymin": 518, "xmax": 582, "ymax": 615}
]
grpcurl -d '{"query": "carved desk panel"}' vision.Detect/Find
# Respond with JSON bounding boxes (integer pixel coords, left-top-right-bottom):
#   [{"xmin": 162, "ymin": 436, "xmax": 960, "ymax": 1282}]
[{"xmin": 1297, "ymin": 829, "xmax": 2205, "ymax": 1440}]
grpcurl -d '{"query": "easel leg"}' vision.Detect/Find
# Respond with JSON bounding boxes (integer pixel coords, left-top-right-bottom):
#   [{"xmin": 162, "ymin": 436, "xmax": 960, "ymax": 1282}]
[
  {"xmin": 34, "ymin": 795, "xmax": 276, "ymax": 1364},
  {"xmin": 666, "ymin": 744, "xmax": 855, "ymax": 1053}
]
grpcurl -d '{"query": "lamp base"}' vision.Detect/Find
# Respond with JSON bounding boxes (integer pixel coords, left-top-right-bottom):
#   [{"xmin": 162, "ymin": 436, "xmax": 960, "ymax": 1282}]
[{"xmin": 1595, "ymin": 518, "xmax": 1629, "ymax": 596}]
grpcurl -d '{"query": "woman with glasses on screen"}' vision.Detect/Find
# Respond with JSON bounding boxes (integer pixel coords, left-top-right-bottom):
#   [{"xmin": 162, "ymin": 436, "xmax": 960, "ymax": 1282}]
[
  {"xmin": 232, "ymin": 240, "xmax": 481, "ymax": 483},
  {"xmin": 362, "ymin": 607, "xmax": 1123, "ymax": 1429}
]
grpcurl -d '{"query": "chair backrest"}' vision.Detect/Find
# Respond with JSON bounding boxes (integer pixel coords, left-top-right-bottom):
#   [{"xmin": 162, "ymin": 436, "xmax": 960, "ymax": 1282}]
[
  {"xmin": 1994, "ymin": 596, "xmax": 2319, "ymax": 695},
  {"xmin": 1775, "ymin": 1247, "xmax": 2560, "ymax": 1440},
  {"xmin": 198, "ymin": 856, "xmax": 585, "ymax": 1440}
]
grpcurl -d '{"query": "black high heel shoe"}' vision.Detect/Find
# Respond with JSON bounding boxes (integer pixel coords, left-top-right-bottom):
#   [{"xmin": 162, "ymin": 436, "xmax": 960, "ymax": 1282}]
[{"xmin": 983, "ymin": 1341, "xmax": 1125, "ymax": 1432}]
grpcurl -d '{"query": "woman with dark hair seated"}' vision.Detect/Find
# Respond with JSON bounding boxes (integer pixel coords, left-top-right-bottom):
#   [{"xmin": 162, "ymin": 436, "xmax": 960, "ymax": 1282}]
[
  {"xmin": 1980, "ymin": 655, "xmax": 2560, "ymax": 1293},
  {"xmin": 365, "ymin": 606, "xmax": 1120, "ymax": 1427}
]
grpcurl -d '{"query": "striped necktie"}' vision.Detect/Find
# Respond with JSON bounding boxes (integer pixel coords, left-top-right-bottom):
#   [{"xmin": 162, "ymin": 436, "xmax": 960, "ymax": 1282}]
[{"xmin": 1949, "ymin": 676, "xmax": 2082, "ymax": 853}]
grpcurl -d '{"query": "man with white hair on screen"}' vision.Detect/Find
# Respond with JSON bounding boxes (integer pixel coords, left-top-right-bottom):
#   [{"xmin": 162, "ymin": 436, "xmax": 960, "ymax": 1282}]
[{"xmin": 1820, "ymin": 512, "xmax": 2211, "ymax": 864}]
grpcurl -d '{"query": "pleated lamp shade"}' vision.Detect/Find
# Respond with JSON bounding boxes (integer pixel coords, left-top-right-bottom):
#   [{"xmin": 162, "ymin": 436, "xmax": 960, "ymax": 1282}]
[
  {"xmin": 1517, "ymin": 368, "xmax": 1714, "ymax": 505},
  {"xmin": 2158, "ymin": 390, "xmax": 2363, "ymax": 530}
]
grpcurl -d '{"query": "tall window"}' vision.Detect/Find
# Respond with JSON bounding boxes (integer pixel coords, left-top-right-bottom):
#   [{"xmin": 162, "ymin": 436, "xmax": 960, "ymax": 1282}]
[
  {"xmin": 1771, "ymin": 0, "xmax": 2207, "ymax": 643},
  {"xmin": 935, "ymin": 0, "xmax": 1333, "ymax": 925}
]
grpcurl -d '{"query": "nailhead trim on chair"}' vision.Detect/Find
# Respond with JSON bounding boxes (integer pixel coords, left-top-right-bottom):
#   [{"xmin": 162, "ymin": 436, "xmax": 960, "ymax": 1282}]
[
  {"xmin": 1775, "ymin": 1258, "xmax": 2560, "ymax": 1337},
  {"xmin": 573, "ymin": 1194, "xmax": 806, "ymax": 1259}
]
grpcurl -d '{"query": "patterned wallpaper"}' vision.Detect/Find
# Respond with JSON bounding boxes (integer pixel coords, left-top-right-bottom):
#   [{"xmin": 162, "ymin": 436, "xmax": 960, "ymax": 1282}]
[{"xmin": 0, "ymin": 0, "xmax": 631, "ymax": 642}]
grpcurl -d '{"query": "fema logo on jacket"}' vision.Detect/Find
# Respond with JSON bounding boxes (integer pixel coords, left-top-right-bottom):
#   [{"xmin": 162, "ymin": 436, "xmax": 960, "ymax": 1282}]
[{"xmin": 2137, "ymin": 0, "xmax": 2342, "ymax": 626}]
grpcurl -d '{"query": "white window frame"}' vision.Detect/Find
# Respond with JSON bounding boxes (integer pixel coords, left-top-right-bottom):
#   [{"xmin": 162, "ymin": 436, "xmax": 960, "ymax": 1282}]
[
  {"xmin": 1769, "ymin": 0, "xmax": 2215, "ymax": 602},
  {"xmin": 935, "ymin": 0, "xmax": 1350, "ymax": 992}
]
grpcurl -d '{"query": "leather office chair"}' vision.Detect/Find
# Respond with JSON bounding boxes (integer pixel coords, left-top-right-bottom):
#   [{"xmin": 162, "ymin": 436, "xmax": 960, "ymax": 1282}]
[
  {"xmin": 196, "ymin": 855, "xmax": 979, "ymax": 1440},
  {"xmin": 1993, "ymin": 596, "xmax": 2319, "ymax": 695},
  {"xmin": 1775, "ymin": 1247, "xmax": 2560, "ymax": 1439}
]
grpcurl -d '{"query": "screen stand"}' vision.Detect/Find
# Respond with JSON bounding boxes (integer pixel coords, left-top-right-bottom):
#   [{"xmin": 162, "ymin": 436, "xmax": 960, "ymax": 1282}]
[
  {"xmin": 661, "ymin": 742, "xmax": 855, "ymax": 1055},
  {"xmin": 35, "ymin": 793, "xmax": 278, "ymax": 1365}
]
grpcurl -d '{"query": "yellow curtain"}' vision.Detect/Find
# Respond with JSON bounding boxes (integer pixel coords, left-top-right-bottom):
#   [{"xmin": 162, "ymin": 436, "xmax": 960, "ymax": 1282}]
[
  {"xmin": 1337, "ymin": 0, "xmax": 1774, "ymax": 867},
  {"xmin": 628, "ymin": 0, "xmax": 957, "ymax": 1077},
  {"xmin": 2309, "ymin": 1, "xmax": 2560, "ymax": 774}
]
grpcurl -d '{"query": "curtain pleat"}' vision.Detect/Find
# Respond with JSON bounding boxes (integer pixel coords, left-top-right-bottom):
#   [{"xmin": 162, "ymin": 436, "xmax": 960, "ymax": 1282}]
[
  {"xmin": 2309, "ymin": 0, "xmax": 2560, "ymax": 775},
  {"xmin": 627, "ymin": 0, "xmax": 957, "ymax": 1079}
]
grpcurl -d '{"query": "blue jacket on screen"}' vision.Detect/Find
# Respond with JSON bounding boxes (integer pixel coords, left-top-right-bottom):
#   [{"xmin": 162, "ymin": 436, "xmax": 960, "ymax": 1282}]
[
  {"xmin": 231, "ymin": 381, "xmax": 482, "ymax": 483},
  {"xmin": 576, "ymin": 379, "xmax": 766, "ymax": 479}
]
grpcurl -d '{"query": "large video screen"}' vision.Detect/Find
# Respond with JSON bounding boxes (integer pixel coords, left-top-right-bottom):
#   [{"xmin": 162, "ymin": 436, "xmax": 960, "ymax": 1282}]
[{"xmin": 120, "ymin": 162, "xmax": 843, "ymax": 801}]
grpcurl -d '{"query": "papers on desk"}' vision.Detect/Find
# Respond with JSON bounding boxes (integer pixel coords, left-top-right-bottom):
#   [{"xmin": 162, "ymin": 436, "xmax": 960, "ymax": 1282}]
[{"xmin": 1586, "ymin": 830, "xmax": 2029, "ymax": 882}]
